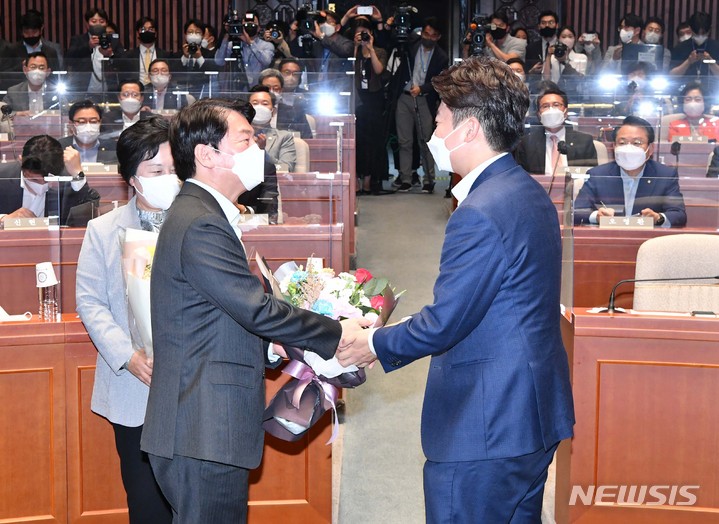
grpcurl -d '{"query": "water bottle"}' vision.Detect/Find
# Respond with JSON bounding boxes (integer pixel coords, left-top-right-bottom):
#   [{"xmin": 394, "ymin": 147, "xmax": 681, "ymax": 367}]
[{"xmin": 39, "ymin": 284, "xmax": 59, "ymax": 322}]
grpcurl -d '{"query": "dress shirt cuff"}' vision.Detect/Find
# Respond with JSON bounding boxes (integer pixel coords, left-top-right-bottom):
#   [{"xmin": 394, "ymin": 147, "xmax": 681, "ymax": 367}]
[
  {"xmin": 589, "ymin": 210, "xmax": 599, "ymax": 224},
  {"xmin": 267, "ymin": 342, "xmax": 281, "ymax": 363},
  {"xmin": 181, "ymin": 55, "xmax": 189, "ymax": 66},
  {"xmin": 70, "ymin": 177, "xmax": 87, "ymax": 192},
  {"xmin": 660, "ymin": 213, "xmax": 671, "ymax": 228},
  {"xmin": 367, "ymin": 327, "xmax": 378, "ymax": 356}
]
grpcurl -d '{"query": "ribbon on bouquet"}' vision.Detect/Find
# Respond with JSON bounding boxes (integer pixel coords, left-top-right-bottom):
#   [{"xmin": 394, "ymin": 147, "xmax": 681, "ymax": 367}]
[{"xmin": 282, "ymin": 359, "xmax": 340, "ymax": 444}]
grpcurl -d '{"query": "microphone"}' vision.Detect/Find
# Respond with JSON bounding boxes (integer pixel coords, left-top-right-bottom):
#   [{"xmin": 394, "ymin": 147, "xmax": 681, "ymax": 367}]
[
  {"xmin": 606, "ymin": 275, "xmax": 719, "ymax": 313},
  {"xmin": 547, "ymin": 140, "xmax": 567, "ymax": 196},
  {"xmin": 670, "ymin": 141, "xmax": 681, "ymax": 168}
]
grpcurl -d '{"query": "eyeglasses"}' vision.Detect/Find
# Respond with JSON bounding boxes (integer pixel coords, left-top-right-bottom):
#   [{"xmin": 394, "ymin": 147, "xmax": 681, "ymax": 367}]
[
  {"xmin": 120, "ymin": 92, "xmax": 142, "ymax": 99},
  {"xmin": 539, "ymin": 102, "xmax": 565, "ymax": 111},
  {"xmin": 73, "ymin": 119, "xmax": 101, "ymax": 124},
  {"xmin": 539, "ymin": 19, "xmax": 557, "ymax": 27},
  {"xmin": 281, "ymin": 70, "xmax": 302, "ymax": 78},
  {"xmin": 27, "ymin": 64, "xmax": 48, "ymax": 70},
  {"xmin": 140, "ymin": 27, "xmax": 156, "ymax": 33},
  {"xmin": 616, "ymin": 139, "xmax": 648, "ymax": 147}
]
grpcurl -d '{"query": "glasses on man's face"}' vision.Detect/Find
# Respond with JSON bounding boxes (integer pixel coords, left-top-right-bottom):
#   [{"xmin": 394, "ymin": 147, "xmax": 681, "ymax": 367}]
[
  {"xmin": 281, "ymin": 70, "xmax": 302, "ymax": 78},
  {"xmin": 616, "ymin": 139, "xmax": 647, "ymax": 147},
  {"xmin": 539, "ymin": 102, "xmax": 565, "ymax": 111},
  {"xmin": 120, "ymin": 91, "xmax": 142, "ymax": 99},
  {"xmin": 539, "ymin": 19, "xmax": 556, "ymax": 27},
  {"xmin": 27, "ymin": 64, "xmax": 48, "ymax": 71},
  {"xmin": 140, "ymin": 27, "xmax": 156, "ymax": 33},
  {"xmin": 74, "ymin": 119, "xmax": 101, "ymax": 125}
]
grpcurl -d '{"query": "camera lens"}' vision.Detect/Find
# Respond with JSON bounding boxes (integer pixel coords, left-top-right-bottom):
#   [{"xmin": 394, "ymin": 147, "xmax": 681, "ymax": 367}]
[{"xmin": 361, "ymin": 32, "xmax": 370, "ymax": 42}]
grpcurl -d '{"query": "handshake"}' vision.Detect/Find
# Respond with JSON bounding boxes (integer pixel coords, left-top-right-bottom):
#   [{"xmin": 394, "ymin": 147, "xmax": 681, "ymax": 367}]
[{"xmin": 337, "ymin": 318, "xmax": 378, "ymax": 368}]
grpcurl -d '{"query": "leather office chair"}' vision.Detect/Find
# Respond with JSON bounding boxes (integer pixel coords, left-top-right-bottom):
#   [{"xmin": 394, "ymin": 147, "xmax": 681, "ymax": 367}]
[
  {"xmin": 305, "ymin": 114, "xmax": 317, "ymax": 138},
  {"xmin": 293, "ymin": 137, "xmax": 310, "ymax": 173},
  {"xmin": 593, "ymin": 140, "xmax": 609, "ymax": 165},
  {"xmin": 633, "ymin": 234, "xmax": 719, "ymax": 312}
]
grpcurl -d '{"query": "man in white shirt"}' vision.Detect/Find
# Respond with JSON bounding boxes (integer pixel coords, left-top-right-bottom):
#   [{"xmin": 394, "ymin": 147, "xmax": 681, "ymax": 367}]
[{"xmin": 114, "ymin": 17, "xmax": 170, "ymax": 87}]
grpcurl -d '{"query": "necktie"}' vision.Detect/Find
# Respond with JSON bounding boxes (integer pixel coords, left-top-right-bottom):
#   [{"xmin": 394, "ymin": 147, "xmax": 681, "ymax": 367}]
[
  {"xmin": 544, "ymin": 42, "xmax": 549, "ymax": 60},
  {"xmin": 143, "ymin": 49, "xmax": 152, "ymax": 83},
  {"xmin": 550, "ymin": 135, "xmax": 560, "ymax": 173}
]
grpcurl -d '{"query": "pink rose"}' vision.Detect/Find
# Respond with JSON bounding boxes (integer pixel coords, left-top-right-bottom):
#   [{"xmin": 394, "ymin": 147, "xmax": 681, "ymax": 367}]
[
  {"xmin": 370, "ymin": 295, "xmax": 384, "ymax": 310},
  {"xmin": 354, "ymin": 268, "xmax": 373, "ymax": 284}
]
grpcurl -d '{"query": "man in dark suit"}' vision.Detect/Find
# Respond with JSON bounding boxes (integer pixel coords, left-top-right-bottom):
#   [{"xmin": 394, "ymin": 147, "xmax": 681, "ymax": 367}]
[
  {"xmin": 144, "ymin": 59, "xmax": 191, "ymax": 111},
  {"xmin": 0, "ymin": 135, "xmax": 100, "ymax": 227},
  {"xmin": 58, "ymin": 99, "xmax": 117, "ymax": 163},
  {"xmin": 525, "ymin": 10, "xmax": 559, "ymax": 74},
  {"xmin": 2, "ymin": 51, "xmax": 57, "ymax": 115},
  {"xmin": 100, "ymin": 79, "xmax": 155, "ymax": 138},
  {"xmin": 4, "ymin": 10, "xmax": 61, "ymax": 73},
  {"xmin": 337, "ymin": 56, "xmax": 575, "ymax": 522},
  {"xmin": 514, "ymin": 85, "xmax": 597, "ymax": 174},
  {"xmin": 574, "ymin": 115, "xmax": 687, "ymax": 227},
  {"xmin": 140, "ymin": 98, "xmax": 363, "ymax": 521},
  {"xmin": 113, "ymin": 17, "xmax": 171, "ymax": 87},
  {"xmin": 391, "ymin": 17, "xmax": 449, "ymax": 194}
]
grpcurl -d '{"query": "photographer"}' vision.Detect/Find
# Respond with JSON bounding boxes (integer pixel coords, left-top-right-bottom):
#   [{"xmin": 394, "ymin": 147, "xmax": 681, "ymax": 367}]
[
  {"xmin": 482, "ymin": 12, "xmax": 526, "ymax": 62},
  {"xmin": 174, "ymin": 19, "xmax": 219, "ymax": 100},
  {"xmin": 541, "ymin": 26, "xmax": 587, "ymax": 94},
  {"xmin": 263, "ymin": 20, "xmax": 293, "ymax": 65},
  {"xmin": 214, "ymin": 10, "xmax": 274, "ymax": 88},
  {"xmin": 391, "ymin": 17, "xmax": 448, "ymax": 194}
]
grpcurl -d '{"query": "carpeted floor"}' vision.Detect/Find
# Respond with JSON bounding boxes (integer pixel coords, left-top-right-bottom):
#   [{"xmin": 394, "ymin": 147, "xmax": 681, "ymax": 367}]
[{"xmin": 335, "ymin": 182, "xmax": 557, "ymax": 523}]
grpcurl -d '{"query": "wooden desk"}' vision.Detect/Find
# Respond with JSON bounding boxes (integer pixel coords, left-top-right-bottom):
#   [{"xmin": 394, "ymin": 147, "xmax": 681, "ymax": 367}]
[
  {"xmin": 557, "ymin": 310, "xmax": 719, "ymax": 524},
  {"xmin": 0, "ymin": 316, "xmax": 334, "ymax": 523}
]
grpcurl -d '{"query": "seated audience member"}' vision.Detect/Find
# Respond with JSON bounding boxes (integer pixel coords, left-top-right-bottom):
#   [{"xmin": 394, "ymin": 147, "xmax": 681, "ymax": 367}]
[
  {"xmin": 174, "ymin": 19, "xmax": 219, "ymax": 99},
  {"xmin": 675, "ymin": 21, "xmax": 692, "ymax": 45},
  {"xmin": 575, "ymin": 29, "xmax": 603, "ymax": 75},
  {"xmin": 507, "ymin": 57, "xmax": 527, "ymax": 82},
  {"xmin": 642, "ymin": 17, "xmax": 671, "ymax": 71},
  {"xmin": 670, "ymin": 12, "xmax": 719, "ymax": 77},
  {"xmin": 525, "ymin": 11, "xmax": 559, "ymax": 73},
  {"xmin": 5, "ymin": 10, "xmax": 61, "ymax": 73},
  {"xmin": 144, "ymin": 59, "xmax": 191, "ymax": 111},
  {"xmin": 114, "ymin": 17, "xmax": 171, "ymax": 86},
  {"xmin": 248, "ymin": 86, "xmax": 296, "ymax": 172},
  {"xmin": 514, "ymin": 86, "xmax": 597, "ymax": 174},
  {"xmin": 483, "ymin": 12, "xmax": 527, "ymax": 62},
  {"xmin": 0, "ymin": 134, "xmax": 100, "ymax": 227},
  {"xmin": 66, "ymin": 7, "xmax": 123, "ymax": 97},
  {"xmin": 75, "ymin": 117, "xmax": 176, "ymax": 524},
  {"xmin": 574, "ymin": 115, "xmax": 687, "ymax": 227},
  {"xmin": 667, "ymin": 81, "xmax": 719, "ymax": 142},
  {"xmin": 58, "ymin": 100, "xmax": 117, "ymax": 163},
  {"xmin": 258, "ymin": 68, "xmax": 314, "ymax": 136},
  {"xmin": 603, "ymin": 13, "xmax": 643, "ymax": 73},
  {"xmin": 101, "ymin": 79, "xmax": 154, "ymax": 137},
  {"xmin": 277, "ymin": 59, "xmax": 314, "ymax": 138},
  {"xmin": 2, "ymin": 51, "xmax": 56, "ymax": 115}
]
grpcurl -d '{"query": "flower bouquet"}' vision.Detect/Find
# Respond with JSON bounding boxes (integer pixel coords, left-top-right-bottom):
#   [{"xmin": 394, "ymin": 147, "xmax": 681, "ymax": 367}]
[
  {"xmin": 122, "ymin": 228, "xmax": 159, "ymax": 361},
  {"xmin": 257, "ymin": 254, "xmax": 401, "ymax": 443}
]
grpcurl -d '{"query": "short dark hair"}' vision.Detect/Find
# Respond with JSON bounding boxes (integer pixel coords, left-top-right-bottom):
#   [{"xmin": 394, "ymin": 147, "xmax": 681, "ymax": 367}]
[
  {"xmin": 644, "ymin": 16, "xmax": 665, "ymax": 33},
  {"xmin": 20, "ymin": 9, "xmax": 44, "ymax": 30},
  {"xmin": 84, "ymin": 7, "xmax": 109, "ymax": 23},
  {"xmin": 511, "ymin": 27, "xmax": 528, "ymax": 38},
  {"xmin": 689, "ymin": 12, "xmax": 711, "ymax": 34},
  {"xmin": 183, "ymin": 18, "xmax": 206, "ymax": 34},
  {"xmin": 676, "ymin": 21, "xmax": 691, "ymax": 37},
  {"xmin": 169, "ymin": 98, "xmax": 255, "ymax": 181},
  {"xmin": 205, "ymin": 24, "xmax": 218, "ymax": 40},
  {"xmin": 24, "ymin": 51, "xmax": 48, "ymax": 66},
  {"xmin": 278, "ymin": 57, "xmax": 303, "ymax": 72},
  {"xmin": 506, "ymin": 57, "xmax": 526, "ymax": 73},
  {"xmin": 119, "ymin": 79, "xmax": 145, "ymax": 93},
  {"xmin": 135, "ymin": 16, "xmax": 156, "ymax": 33},
  {"xmin": 116, "ymin": 116, "xmax": 170, "ymax": 184},
  {"xmin": 557, "ymin": 25, "xmax": 577, "ymax": 40},
  {"xmin": 624, "ymin": 60, "xmax": 656, "ymax": 77},
  {"xmin": 431, "ymin": 56, "xmax": 529, "ymax": 153},
  {"xmin": 148, "ymin": 58, "xmax": 171, "ymax": 72},
  {"xmin": 68, "ymin": 99, "xmax": 103, "ymax": 121},
  {"xmin": 536, "ymin": 86, "xmax": 569, "ymax": 113},
  {"xmin": 538, "ymin": 10, "xmax": 559, "ymax": 24},
  {"xmin": 491, "ymin": 12, "xmax": 510, "ymax": 26},
  {"xmin": 249, "ymin": 85, "xmax": 277, "ymax": 107},
  {"xmin": 21, "ymin": 135, "xmax": 64, "ymax": 176},
  {"xmin": 616, "ymin": 115, "xmax": 655, "ymax": 144},
  {"xmin": 423, "ymin": 17, "xmax": 441, "ymax": 35},
  {"xmin": 680, "ymin": 80, "xmax": 707, "ymax": 98},
  {"xmin": 622, "ymin": 13, "xmax": 644, "ymax": 30}
]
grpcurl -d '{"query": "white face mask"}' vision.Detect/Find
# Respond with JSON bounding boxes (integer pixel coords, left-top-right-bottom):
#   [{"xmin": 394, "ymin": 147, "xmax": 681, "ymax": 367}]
[
  {"xmin": 540, "ymin": 107, "xmax": 566, "ymax": 129},
  {"xmin": 694, "ymin": 34, "xmax": 708, "ymax": 46},
  {"xmin": 74, "ymin": 123, "xmax": 101, "ymax": 145},
  {"xmin": 426, "ymin": 120, "xmax": 469, "ymax": 173},
  {"xmin": 201, "ymin": 38, "xmax": 209, "ymax": 48},
  {"xmin": 150, "ymin": 74, "xmax": 171, "ymax": 90},
  {"xmin": 584, "ymin": 43, "xmax": 595, "ymax": 53},
  {"xmin": 320, "ymin": 23, "xmax": 336, "ymax": 37},
  {"xmin": 628, "ymin": 76, "xmax": 644, "ymax": 90},
  {"xmin": 679, "ymin": 34, "xmax": 692, "ymax": 42},
  {"xmin": 26, "ymin": 70, "xmax": 47, "ymax": 86},
  {"xmin": 644, "ymin": 32, "xmax": 661, "ymax": 44},
  {"xmin": 514, "ymin": 71, "xmax": 526, "ymax": 82},
  {"xmin": 215, "ymin": 143, "xmax": 266, "ymax": 191},
  {"xmin": 134, "ymin": 174, "xmax": 181, "ymax": 210},
  {"xmin": 120, "ymin": 98, "xmax": 142, "ymax": 114},
  {"xmin": 615, "ymin": 144, "xmax": 648, "ymax": 171},
  {"xmin": 684, "ymin": 101, "xmax": 705, "ymax": 118},
  {"xmin": 186, "ymin": 33, "xmax": 202, "ymax": 45},
  {"xmin": 251, "ymin": 104, "xmax": 273, "ymax": 126},
  {"xmin": 619, "ymin": 28, "xmax": 635, "ymax": 44},
  {"xmin": 560, "ymin": 37, "xmax": 575, "ymax": 49}
]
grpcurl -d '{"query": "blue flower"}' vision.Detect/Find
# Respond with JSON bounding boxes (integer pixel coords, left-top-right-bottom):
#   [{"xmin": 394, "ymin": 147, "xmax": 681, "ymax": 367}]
[
  {"xmin": 311, "ymin": 299, "xmax": 334, "ymax": 316},
  {"xmin": 291, "ymin": 270, "xmax": 308, "ymax": 283}
]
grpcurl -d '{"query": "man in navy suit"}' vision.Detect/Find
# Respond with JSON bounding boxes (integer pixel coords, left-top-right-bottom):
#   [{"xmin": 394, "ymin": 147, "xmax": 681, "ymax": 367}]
[
  {"xmin": 338, "ymin": 56, "xmax": 575, "ymax": 522},
  {"xmin": 574, "ymin": 115, "xmax": 687, "ymax": 227}
]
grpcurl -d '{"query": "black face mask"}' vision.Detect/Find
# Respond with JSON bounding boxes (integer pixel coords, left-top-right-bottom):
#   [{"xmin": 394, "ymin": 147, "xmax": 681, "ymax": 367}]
[
  {"xmin": 421, "ymin": 38, "xmax": 436, "ymax": 49},
  {"xmin": 138, "ymin": 30, "xmax": 156, "ymax": 44},
  {"xmin": 23, "ymin": 35, "xmax": 41, "ymax": 47},
  {"xmin": 490, "ymin": 27, "xmax": 507, "ymax": 40},
  {"xmin": 539, "ymin": 26, "xmax": 556, "ymax": 38}
]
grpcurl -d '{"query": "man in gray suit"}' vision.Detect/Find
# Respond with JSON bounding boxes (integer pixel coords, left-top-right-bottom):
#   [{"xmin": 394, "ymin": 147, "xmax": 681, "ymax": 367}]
[
  {"xmin": 248, "ymin": 86, "xmax": 297, "ymax": 172},
  {"xmin": 2, "ymin": 51, "xmax": 57, "ymax": 115},
  {"xmin": 141, "ymin": 98, "xmax": 362, "ymax": 521}
]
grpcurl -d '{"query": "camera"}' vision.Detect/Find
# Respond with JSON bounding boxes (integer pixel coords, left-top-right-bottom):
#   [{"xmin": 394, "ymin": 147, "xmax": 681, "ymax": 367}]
[
  {"xmin": 266, "ymin": 21, "xmax": 282, "ymax": 40},
  {"xmin": 296, "ymin": 4, "xmax": 323, "ymax": 37},
  {"xmin": 464, "ymin": 16, "xmax": 491, "ymax": 56},
  {"xmin": 243, "ymin": 12, "xmax": 259, "ymax": 38},
  {"xmin": 391, "ymin": 5, "xmax": 417, "ymax": 43},
  {"xmin": 188, "ymin": 42, "xmax": 199, "ymax": 55},
  {"xmin": 553, "ymin": 42, "xmax": 568, "ymax": 59},
  {"xmin": 360, "ymin": 31, "xmax": 371, "ymax": 42},
  {"xmin": 99, "ymin": 33, "xmax": 112, "ymax": 49},
  {"xmin": 225, "ymin": 6, "xmax": 243, "ymax": 42}
]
